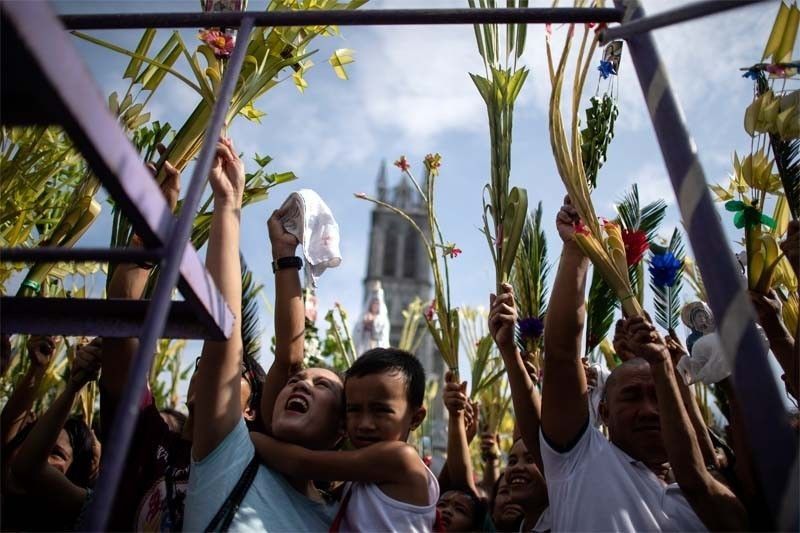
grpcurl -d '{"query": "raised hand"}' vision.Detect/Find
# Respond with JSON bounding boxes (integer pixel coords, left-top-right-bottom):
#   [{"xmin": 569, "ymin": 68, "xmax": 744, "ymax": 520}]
[
  {"xmin": 664, "ymin": 330, "xmax": 688, "ymax": 366},
  {"xmin": 465, "ymin": 399, "xmax": 479, "ymax": 444},
  {"xmin": 443, "ymin": 370, "xmax": 468, "ymax": 415},
  {"xmin": 625, "ymin": 316, "xmax": 669, "ymax": 366},
  {"xmin": 209, "ymin": 137, "xmax": 245, "ymax": 209},
  {"xmin": 489, "ymin": 283, "xmax": 518, "ymax": 357},
  {"xmin": 781, "ymin": 219, "xmax": 799, "ymax": 279},
  {"xmin": 267, "ymin": 206, "xmax": 300, "ymax": 260},
  {"xmin": 479, "ymin": 431, "xmax": 500, "ymax": 463},
  {"xmin": 612, "ymin": 319, "xmax": 637, "ymax": 362},
  {"xmin": 26, "ymin": 336, "xmax": 56, "ymax": 368},
  {"xmin": 556, "ymin": 195, "xmax": 581, "ymax": 244},
  {"xmin": 68, "ymin": 338, "xmax": 102, "ymax": 391}
]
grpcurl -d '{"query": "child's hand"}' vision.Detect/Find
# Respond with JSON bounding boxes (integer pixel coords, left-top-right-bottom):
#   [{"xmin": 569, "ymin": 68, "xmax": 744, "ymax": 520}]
[
  {"xmin": 68, "ymin": 338, "xmax": 101, "ymax": 391},
  {"xmin": 489, "ymin": 283, "xmax": 518, "ymax": 357},
  {"xmin": 209, "ymin": 137, "xmax": 244, "ymax": 209},
  {"xmin": 443, "ymin": 370, "xmax": 468, "ymax": 416}
]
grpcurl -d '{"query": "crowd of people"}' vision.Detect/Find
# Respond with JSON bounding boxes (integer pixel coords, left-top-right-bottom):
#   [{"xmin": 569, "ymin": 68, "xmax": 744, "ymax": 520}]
[{"xmin": 1, "ymin": 136, "xmax": 798, "ymax": 532}]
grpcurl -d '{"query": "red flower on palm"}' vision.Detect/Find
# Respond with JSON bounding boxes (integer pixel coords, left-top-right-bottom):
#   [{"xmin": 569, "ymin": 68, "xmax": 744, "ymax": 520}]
[
  {"xmin": 394, "ymin": 155, "xmax": 410, "ymax": 172},
  {"xmin": 622, "ymin": 229, "xmax": 649, "ymax": 266}
]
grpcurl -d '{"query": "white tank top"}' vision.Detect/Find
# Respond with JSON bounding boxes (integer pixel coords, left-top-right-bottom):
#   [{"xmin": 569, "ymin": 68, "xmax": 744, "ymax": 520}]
[{"xmin": 338, "ymin": 463, "xmax": 439, "ymax": 533}]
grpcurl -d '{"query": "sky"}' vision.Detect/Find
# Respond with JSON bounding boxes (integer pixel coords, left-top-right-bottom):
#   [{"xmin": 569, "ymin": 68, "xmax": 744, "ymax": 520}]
[{"xmin": 35, "ymin": 0, "xmax": 794, "ymax": 403}]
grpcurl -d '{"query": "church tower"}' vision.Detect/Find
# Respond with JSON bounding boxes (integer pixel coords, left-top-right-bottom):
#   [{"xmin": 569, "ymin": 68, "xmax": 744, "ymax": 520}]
[{"xmin": 363, "ymin": 160, "xmax": 446, "ymax": 466}]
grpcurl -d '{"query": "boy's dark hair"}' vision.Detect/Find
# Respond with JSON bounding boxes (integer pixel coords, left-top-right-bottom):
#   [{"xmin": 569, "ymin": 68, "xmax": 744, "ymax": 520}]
[{"xmin": 346, "ymin": 348, "xmax": 426, "ymax": 407}]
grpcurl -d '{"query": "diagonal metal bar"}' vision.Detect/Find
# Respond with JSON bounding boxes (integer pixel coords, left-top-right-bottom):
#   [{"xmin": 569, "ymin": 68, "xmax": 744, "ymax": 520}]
[
  {"xmin": 600, "ymin": 0, "xmax": 768, "ymax": 44},
  {"xmin": 79, "ymin": 16, "xmax": 255, "ymax": 532},
  {"xmin": 60, "ymin": 7, "xmax": 623, "ymax": 29},
  {"xmin": 0, "ymin": 247, "xmax": 163, "ymax": 264},
  {"xmin": 614, "ymin": 0, "xmax": 798, "ymax": 529}
]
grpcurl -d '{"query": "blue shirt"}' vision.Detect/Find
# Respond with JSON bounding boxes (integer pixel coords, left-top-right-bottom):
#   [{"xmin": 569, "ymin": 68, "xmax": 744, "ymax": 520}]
[{"xmin": 184, "ymin": 418, "xmax": 336, "ymax": 532}]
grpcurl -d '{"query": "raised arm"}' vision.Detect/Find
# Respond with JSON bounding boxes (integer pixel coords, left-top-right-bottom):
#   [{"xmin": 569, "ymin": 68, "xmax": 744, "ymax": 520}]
[
  {"xmin": 665, "ymin": 331, "xmax": 718, "ymax": 468},
  {"xmin": 441, "ymin": 371, "xmax": 478, "ymax": 495},
  {"xmin": 100, "ymin": 160, "xmax": 180, "ymax": 437},
  {"xmin": 10, "ymin": 339, "xmax": 101, "ymax": 518},
  {"xmin": 627, "ymin": 317, "xmax": 747, "ymax": 531},
  {"xmin": 749, "ymin": 290, "xmax": 798, "ymax": 400},
  {"xmin": 260, "ymin": 208, "xmax": 303, "ymax": 432},
  {"xmin": 1, "ymin": 336, "xmax": 56, "ymax": 446},
  {"xmin": 541, "ymin": 198, "xmax": 590, "ymax": 448},
  {"xmin": 192, "ymin": 138, "xmax": 245, "ymax": 460},
  {"xmin": 489, "ymin": 284, "xmax": 543, "ymax": 470}
]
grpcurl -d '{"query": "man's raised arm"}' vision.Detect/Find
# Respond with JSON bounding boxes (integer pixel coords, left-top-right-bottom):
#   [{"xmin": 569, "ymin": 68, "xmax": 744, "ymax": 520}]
[{"xmin": 541, "ymin": 197, "xmax": 591, "ymax": 449}]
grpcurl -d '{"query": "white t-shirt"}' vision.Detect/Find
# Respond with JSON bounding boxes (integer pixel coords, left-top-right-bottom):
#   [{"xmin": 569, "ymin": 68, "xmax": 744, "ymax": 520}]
[
  {"xmin": 540, "ymin": 425, "xmax": 707, "ymax": 532},
  {"xmin": 184, "ymin": 418, "xmax": 336, "ymax": 532},
  {"xmin": 338, "ymin": 461, "xmax": 439, "ymax": 533}
]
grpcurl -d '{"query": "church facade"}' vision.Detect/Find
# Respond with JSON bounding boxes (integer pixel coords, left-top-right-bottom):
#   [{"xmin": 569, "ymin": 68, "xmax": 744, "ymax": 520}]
[{"xmin": 362, "ymin": 160, "xmax": 447, "ymax": 468}]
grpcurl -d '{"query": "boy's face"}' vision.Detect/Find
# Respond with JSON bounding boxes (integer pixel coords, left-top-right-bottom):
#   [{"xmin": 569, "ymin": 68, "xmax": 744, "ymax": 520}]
[{"xmin": 345, "ymin": 369, "xmax": 425, "ymax": 448}]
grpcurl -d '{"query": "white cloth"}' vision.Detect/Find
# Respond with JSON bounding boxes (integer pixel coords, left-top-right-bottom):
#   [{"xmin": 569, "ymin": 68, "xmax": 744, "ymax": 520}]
[
  {"xmin": 339, "ymin": 462, "xmax": 439, "ymax": 533},
  {"xmin": 677, "ymin": 332, "xmax": 731, "ymax": 386},
  {"xmin": 540, "ymin": 426, "xmax": 707, "ymax": 532},
  {"xmin": 278, "ymin": 189, "xmax": 341, "ymax": 287},
  {"xmin": 588, "ymin": 364, "xmax": 610, "ymax": 428}
]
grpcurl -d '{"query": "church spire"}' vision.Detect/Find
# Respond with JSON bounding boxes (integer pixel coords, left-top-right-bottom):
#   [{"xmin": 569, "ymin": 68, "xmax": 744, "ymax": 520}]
[{"xmin": 376, "ymin": 159, "xmax": 387, "ymax": 201}]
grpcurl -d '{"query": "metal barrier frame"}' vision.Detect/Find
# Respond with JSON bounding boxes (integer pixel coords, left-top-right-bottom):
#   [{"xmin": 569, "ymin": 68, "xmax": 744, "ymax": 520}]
[{"xmin": 0, "ymin": 1, "xmax": 795, "ymax": 530}]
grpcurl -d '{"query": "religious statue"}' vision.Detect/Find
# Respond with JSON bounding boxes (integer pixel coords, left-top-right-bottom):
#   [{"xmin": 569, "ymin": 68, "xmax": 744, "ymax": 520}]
[{"xmin": 354, "ymin": 281, "xmax": 390, "ymax": 356}]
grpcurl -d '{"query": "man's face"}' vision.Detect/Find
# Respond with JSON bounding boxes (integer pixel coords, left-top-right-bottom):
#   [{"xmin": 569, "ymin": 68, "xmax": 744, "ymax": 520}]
[
  {"xmin": 601, "ymin": 364, "xmax": 667, "ymax": 464},
  {"xmin": 505, "ymin": 439, "xmax": 547, "ymax": 508},
  {"xmin": 436, "ymin": 490, "xmax": 475, "ymax": 532},
  {"xmin": 492, "ymin": 474, "xmax": 523, "ymax": 531},
  {"xmin": 344, "ymin": 370, "xmax": 424, "ymax": 448},
  {"xmin": 271, "ymin": 368, "xmax": 344, "ymax": 450}
]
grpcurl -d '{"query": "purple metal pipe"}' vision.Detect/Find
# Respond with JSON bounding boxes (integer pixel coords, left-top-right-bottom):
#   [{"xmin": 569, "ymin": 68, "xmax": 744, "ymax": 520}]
[
  {"xmin": 614, "ymin": 0, "xmax": 797, "ymax": 528},
  {"xmin": 60, "ymin": 7, "xmax": 624, "ymax": 30},
  {"xmin": 79, "ymin": 17, "xmax": 255, "ymax": 531}
]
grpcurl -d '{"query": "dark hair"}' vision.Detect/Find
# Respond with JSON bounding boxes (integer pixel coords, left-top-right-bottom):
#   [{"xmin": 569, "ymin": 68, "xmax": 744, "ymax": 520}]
[
  {"xmin": 602, "ymin": 357, "xmax": 651, "ymax": 403},
  {"xmin": 439, "ymin": 489, "xmax": 488, "ymax": 531},
  {"xmin": 242, "ymin": 353, "xmax": 266, "ymax": 413},
  {"xmin": 160, "ymin": 408, "xmax": 188, "ymax": 433},
  {"xmin": 346, "ymin": 348, "xmax": 426, "ymax": 408},
  {"xmin": 62, "ymin": 416, "xmax": 95, "ymax": 488}
]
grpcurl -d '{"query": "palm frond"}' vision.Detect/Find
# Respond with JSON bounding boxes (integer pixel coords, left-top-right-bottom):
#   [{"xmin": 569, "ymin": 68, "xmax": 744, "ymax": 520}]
[
  {"xmin": 650, "ymin": 229, "xmax": 685, "ymax": 331},
  {"xmin": 772, "ymin": 137, "xmax": 800, "ymax": 219},
  {"xmin": 511, "ymin": 202, "xmax": 551, "ymax": 321},
  {"xmin": 585, "ymin": 269, "xmax": 617, "ymax": 355},
  {"xmin": 241, "ymin": 255, "xmax": 263, "ymax": 360}
]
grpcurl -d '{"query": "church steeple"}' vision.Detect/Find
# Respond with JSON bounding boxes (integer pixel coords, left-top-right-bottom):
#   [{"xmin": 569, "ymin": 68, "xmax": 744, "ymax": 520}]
[{"xmin": 376, "ymin": 159, "xmax": 388, "ymax": 201}]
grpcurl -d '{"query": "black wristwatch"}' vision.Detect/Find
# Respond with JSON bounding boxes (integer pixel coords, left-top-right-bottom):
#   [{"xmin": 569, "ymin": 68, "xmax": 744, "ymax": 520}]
[{"xmin": 272, "ymin": 256, "xmax": 303, "ymax": 273}]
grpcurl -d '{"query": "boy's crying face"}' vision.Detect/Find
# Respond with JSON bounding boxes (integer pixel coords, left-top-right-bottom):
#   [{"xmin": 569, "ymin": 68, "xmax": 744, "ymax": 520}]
[{"xmin": 344, "ymin": 369, "xmax": 425, "ymax": 448}]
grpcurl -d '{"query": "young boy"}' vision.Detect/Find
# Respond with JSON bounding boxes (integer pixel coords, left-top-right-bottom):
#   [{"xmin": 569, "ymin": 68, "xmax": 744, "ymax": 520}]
[{"xmin": 250, "ymin": 348, "xmax": 439, "ymax": 532}]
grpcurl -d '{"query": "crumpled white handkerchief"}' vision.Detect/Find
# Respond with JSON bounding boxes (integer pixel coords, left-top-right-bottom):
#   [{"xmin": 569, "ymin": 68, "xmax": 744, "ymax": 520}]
[{"xmin": 278, "ymin": 189, "xmax": 342, "ymax": 287}]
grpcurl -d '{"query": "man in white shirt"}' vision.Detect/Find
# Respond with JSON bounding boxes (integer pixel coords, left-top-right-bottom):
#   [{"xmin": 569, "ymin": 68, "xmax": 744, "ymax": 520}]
[{"xmin": 539, "ymin": 198, "xmax": 746, "ymax": 532}]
